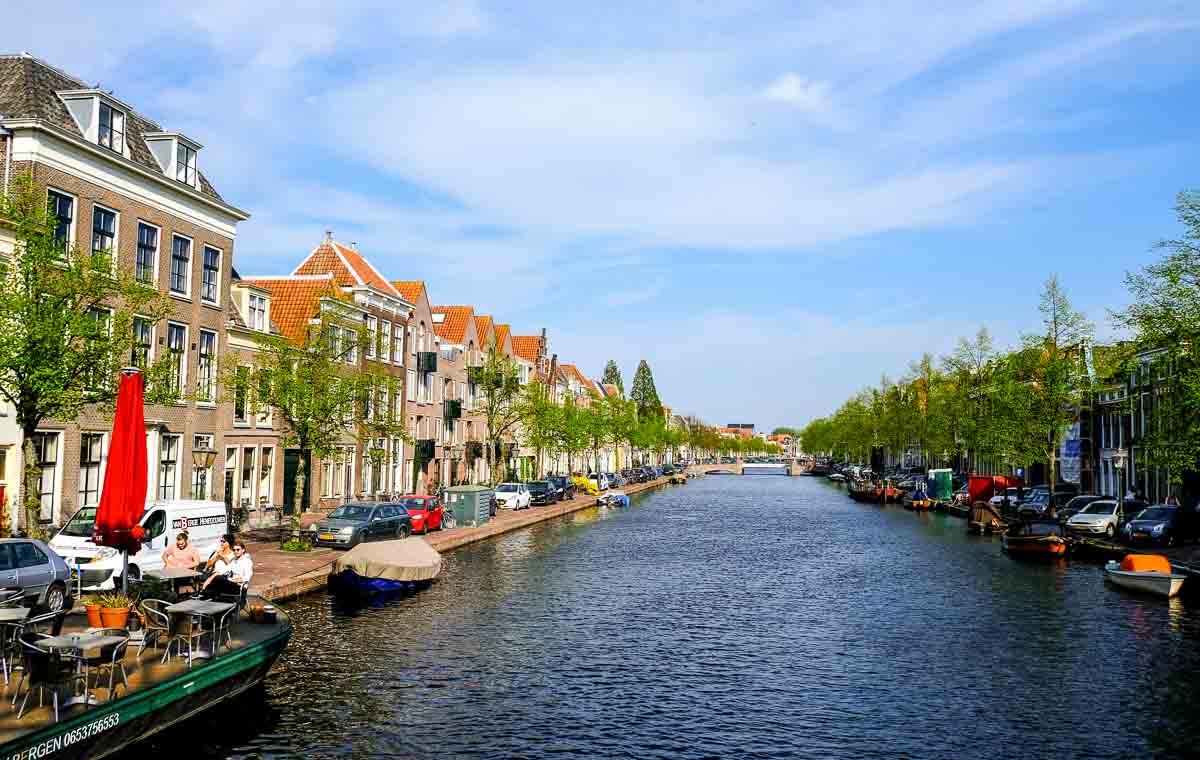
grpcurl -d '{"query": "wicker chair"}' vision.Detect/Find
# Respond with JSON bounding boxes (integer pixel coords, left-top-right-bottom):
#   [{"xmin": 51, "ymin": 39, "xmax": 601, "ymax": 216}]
[
  {"xmin": 133, "ymin": 600, "xmax": 171, "ymax": 659},
  {"xmin": 162, "ymin": 613, "xmax": 204, "ymax": 666}
]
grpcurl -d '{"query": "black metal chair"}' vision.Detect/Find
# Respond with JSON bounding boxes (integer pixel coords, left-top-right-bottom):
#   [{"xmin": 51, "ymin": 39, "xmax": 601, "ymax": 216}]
[
  {"xmin": 14, "ymin": 637, "xmax": 84, "ymax": 722},
  {"xmin": 24, "ymin": 611, "xmax": 66, "ymax": 636},
  {"xmin": 0, "ymin": 589, "xmax": 25, "ymax": 608},
  {"xmin": 84, "ymin": 629, "xmax": 130, "ymax": 702},
  {"xmin": 134, "ymin": 599, "xmax": 171, "ymax": 659}
]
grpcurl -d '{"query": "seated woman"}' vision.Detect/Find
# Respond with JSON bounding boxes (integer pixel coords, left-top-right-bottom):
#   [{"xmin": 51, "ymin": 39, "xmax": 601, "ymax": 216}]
[
  {"xmin": 203, "ymin": 534, "xmax": 236, "ymax": 574},
  {"xmin": 200, "ymin": 539, "xmax": 253, "ymax": 600},
  {"xmin": 162, "ymin": 531, "xmax": 202, "ymax": 593}
]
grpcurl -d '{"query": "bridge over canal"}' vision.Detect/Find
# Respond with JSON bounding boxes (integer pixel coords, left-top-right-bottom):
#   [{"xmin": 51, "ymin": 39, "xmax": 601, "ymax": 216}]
[{"xmin": 691, "ymin": 459, "xmax": 800, "ymax": 476}]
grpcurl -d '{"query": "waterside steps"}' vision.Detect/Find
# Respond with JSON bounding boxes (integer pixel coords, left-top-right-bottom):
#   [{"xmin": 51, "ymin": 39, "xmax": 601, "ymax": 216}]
[
  {"xmin": 328, "ymin": 537, "xmax": 443, "ymax": 597},
  {"xmin": 0, "ymin": 598, "xmax": 291, "ymax": 760}
]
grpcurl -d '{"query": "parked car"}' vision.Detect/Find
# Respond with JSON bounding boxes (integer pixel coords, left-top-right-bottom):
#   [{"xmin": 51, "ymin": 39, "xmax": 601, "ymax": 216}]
[
  {"xmin": 1058, "ymin": 494, "xmax": 1105, "ymax": 525},
  {"xmin": 0, "ymin": 538, "xmax": 71, "ymax": 613},
  {"xmin": 527, "ymin": 481, "xmax": 557, "ymax": 506},
  {"xmin": 495, "ymin": 483, "xmax": 532, "ymax": 510},
  {"xmin": 606, "ymin": 472, "xmax": 625, "ymax": 488},
  {"xmin": 395, "ymin": 495, "xmax": 444, "ymax": 534},
  {"xmin": 1017, "ymin": 491, "xmax": 1051, "ymax": 520},
  {"xmin": 548, "ymin": 475, "xmax": 576, "ymax": 501},
  {"xmin": 1066, "ymin": 499, "xmax": 1148, "ymax": 539},
  {"xmin": 1123, "ymin": 505, "xmax": 1180, "ymax": 547},
  {"xmin": 310, "ymin": 502, "xmax": 413, "ymax": 548},
  {"xmin": 639, "ymin": 467, "xmax": 655, "ymax": 482}
]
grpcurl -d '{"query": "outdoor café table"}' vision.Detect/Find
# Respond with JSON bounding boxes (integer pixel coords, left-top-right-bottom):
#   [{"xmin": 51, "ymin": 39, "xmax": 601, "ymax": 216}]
[
  {"xmin": 164, "ymin": 599, "xmax": 235, "ymax": 660},
  {"xmin": 147, "ymin": 566, "xmax": 202, "ymax": 596},
  {"xmin": 40, "ymin": 632, "xmax": 128, "ymax": 706},
  {"xmin": 0, "ymin": 606, "xmax": 31, "ymax": 684}
]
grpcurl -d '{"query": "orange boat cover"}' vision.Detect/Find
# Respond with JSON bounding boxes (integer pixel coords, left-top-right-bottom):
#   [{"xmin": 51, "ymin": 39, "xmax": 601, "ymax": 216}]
[{"xmin": 1120, "ymin": 554, "xmax": 1172, "ymax": 573}]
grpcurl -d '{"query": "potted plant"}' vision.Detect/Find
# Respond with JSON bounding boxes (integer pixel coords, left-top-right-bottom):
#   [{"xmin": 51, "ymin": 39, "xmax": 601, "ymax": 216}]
[
  {"xmin": 83, "ymin": 595, "xmax": 103, "ymax": 628},
  {"xmin": 95, "ymin": 592, "xmax": 136, "ymax": 629}
]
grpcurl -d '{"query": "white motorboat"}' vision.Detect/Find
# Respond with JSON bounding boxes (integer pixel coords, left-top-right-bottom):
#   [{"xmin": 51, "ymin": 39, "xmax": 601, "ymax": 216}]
[
  {"xmin": 829, "ymin": 473, "xmax": 847, "ymax": 482},
  {"xmin": 1104, "ymin": 554, "xmax": 1187, "ymax": 598}
]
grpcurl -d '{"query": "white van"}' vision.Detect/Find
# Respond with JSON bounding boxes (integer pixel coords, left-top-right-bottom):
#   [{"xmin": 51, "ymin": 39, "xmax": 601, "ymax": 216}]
[{"xmin": 50, "ymin": 500, "xmax": 228, "ymax": 590}]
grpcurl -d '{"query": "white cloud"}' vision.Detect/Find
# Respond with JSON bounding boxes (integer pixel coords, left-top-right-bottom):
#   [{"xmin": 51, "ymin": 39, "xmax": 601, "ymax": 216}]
[{"xmin": 761, "ymin": 73, "xmax": 840, "ymax": 125}]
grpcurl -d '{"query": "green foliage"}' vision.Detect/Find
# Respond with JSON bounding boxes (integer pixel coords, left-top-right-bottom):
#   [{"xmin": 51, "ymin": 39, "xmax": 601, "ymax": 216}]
[
  {"xmin": 280, "ymin": 538, "xmax": 312, "ymax": 552},
  {"xmin": 629, "ymin": 360, "xmax": 663, "ymax": 421},
  {"xmin": 601, "ymin": 360, "xmax": 625, "ymax": 397},
  {"xmin": 771, "ymin": 427, "xmax": 800, "ymax": 436},
  {"xmin": 471, "ymin": 339, "xmax": 524, "ymax": 484},
  {"xmin": 0, "ymin": 173, "xmax": 175, "ymax": 537},
  {"xmin": 95, "ymin": 592, "xmax": 136, "ymax": 609}
]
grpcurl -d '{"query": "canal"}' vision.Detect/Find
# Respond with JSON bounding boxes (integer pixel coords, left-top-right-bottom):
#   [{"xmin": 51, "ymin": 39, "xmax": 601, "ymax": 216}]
[{"xmin": 161, "ymin": 476, "xmax": 1200, "ymax": 759}]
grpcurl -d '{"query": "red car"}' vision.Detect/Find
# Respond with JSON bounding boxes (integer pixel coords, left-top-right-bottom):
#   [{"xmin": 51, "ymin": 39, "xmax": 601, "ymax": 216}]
[{"xmin": 396, "ymin": 496, "xmax": 444, "ymax": 534}]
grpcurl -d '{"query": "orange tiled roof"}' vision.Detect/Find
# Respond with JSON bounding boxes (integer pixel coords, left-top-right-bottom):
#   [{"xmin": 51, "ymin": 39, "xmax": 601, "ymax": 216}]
[
  {"xmin": 474, "ymin": 315, "xmax": 495, "ymax": 347},
  {"xmin": 292, "ymin": 240, "xmax": 401, "ymax": 299},
  {"xmin": 240, "ymin": 274, "xmax": 339, "ymax": 344},
  {"xmin": 494, "ymin": 323, "xmax": 512, "ymax": 351},
  {"xmin": 391, "ymin": 280, "xmax": 425, "ymax": 306},
  {"xmin": 431, "ymin": 305, "xmax": 473, "ymax": 344},
  {"xmin": 511, "ymin": 335, "xmax": 541, "ymax": 363},
  {"xmin": 602, "ymin": 383, "xmax": 620, "ymax": 398}
]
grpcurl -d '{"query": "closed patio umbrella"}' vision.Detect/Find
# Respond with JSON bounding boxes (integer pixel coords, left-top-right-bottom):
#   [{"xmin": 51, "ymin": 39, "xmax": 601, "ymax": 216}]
[{"xmin": 92, "ymin": 369, "xmax": 148, "ymax": 591}]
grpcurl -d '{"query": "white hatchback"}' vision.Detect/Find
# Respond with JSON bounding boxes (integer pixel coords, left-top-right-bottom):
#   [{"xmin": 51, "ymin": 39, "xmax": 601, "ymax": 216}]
[{"xmin": 495, "ymin": 483, "xmax": 531, "ymax": 510}]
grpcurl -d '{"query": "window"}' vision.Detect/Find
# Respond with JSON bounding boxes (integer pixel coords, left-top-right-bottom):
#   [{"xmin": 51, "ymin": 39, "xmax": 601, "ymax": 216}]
[
  {"xmin": 381, "ymin": 320, "xmax": 391, "ymax": 362},
  {"xmin": 322, "ymin": 457, "xmax": 333, "ymax": 498},
  {"xmin": 135, "ymin": 223, "xmax": 158, "ymax": 284},
  {"xmin": 170, "ymin": 235, "xmax": 191, "ymax": 295},
  {"xmin": 158, "ymin": 434, "xmax": 179, "ymax": 500},
  {"xmin": 343, "ymin": 448, "xmax": 355, "ymax": 497},
  {"xmin": 407, "ymin": 370, "xmax": 416, "ymax": 402},
  {"xmin": 201, "ymin": 246, "xmax": 220, "ymax": 304},
  {"xmin": 192, "ymin": 434, "xmax": 214, "ymax": 499},
  {"xmin": 366, "ymin": 316, "xmax": 377, "ymax": 358},
  {"xmin": 79, "ymin": 433, "xmax": 104, "ymax": 507},
  {"xmin": 131, "ymin": 317, "xmax": 153, "ymax": 368},
  {"xmin": 166, "ymin": 323, "xmax": 186, "ymax": 396},
  {"xmin": 241, "ymin": 447, "xmax": 256, "ymax": 502},
  {"xmin": 48, "ymin": 190, "xmax": 73, "ymax": 252},
  {"xmin": 394, "ymin": 325, "xmax": 405, "ymax": 362},
  {"xmin": 418, "ymin": 323, "xmax": 426, "ymax": 353},
  {"xmin": 346, "ymin": 328, "xmax": 357, "ymax": 365},
  {"xmin": 408, "ymin": 325, "xmax": 415, "ymax": 355},
  {"xmin": 98, "ymin": 102, "xmax": 124, "ymax": 153},
  {"xmin": 234, "ymin": 366, "xmax": 249, "ymax": 423},
  {"xmin": 248, "ymin": 294, "xmax": 267, "ymax": 331},
  {"xmin": 86, "ymin": 308, "xmax": 112, "ymax": 389},
  {"xmin": 435, "ymin": 418, "xmax": 442, "ymax": 444},
  {"xmin": 421, "ymin": 372, "xmax": 433, "ymax": 403},
  {"xmin": 259, "ymin": 447, "xmax": 273, "ymax": 506},
  {"xmin": 91, "ymin": 206, "xmax": 116, "ymax": 262},
  {"xmin": 176, "ymin": 142, "xmax": 197, "ymax": 186},
  {"xmin": 390, "ymin": 438, "xmax": 402, "ymax": 493},
  {"xmin": 32, "ymin": 433, "xmax": 58, "ymax": 521},
  {"xmin": 224, "ymin": 447, "xmax": 237, "ymax": 506},
  {"xmin": 13, "ymin": 543, "xmax": 48, "ymax": 570},
  {"xmin": 197, "ymin": 330, "xmax": 216, "ymax": 402}
]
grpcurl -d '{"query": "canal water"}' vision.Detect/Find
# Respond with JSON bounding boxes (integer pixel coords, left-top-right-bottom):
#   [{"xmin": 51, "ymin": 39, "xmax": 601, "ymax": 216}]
[{"xmin": 162, "ymin": 476, "xmax": 1200, "ymax": 759}]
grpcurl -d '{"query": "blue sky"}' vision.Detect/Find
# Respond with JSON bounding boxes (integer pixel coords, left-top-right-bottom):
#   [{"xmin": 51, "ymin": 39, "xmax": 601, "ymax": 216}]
[{"xmin": 5, "ymin": 1, "xmax": 1199, "ymax": 431}]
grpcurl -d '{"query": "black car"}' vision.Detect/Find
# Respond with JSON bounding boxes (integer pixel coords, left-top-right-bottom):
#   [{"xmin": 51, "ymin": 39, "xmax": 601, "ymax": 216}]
[
  {"xmin": 1123, "ymin": 505, "xmax": 1180, "ymax": 547},
  {"xmin": 310, "ymin": 502, "xmax": 413, "ymax": 548},
  {"xmin": 548, "ymin": 475, "xmax": 576, "ymax": 501},
  {"xmin": 527, "ymin": 480, "xmax": 558, "ymax": 506}
]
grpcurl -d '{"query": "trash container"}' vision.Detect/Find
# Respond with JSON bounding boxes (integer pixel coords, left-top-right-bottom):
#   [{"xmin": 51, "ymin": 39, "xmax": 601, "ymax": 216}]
[{"xmin": 445, "ymin": 485, "xmax": 493, "ymax": 528}]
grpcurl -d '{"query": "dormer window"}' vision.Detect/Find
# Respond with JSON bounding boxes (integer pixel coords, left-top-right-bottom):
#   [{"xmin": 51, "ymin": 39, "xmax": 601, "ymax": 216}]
[
  {"xmin": 176, "ymin": 143, "xmax": 197, "ymax": 186},
  {"xmin": 248, "ymin": 293, "xmax": 268, "ymax": 331},
  {"xmin": 98, "ymin": 103, "xmax": 124, "ymax": 154}
]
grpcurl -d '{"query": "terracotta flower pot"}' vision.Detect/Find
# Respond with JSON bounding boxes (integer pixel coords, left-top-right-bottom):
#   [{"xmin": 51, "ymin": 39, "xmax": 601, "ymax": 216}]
[
  {"xmin": 85, "ymin": 604, "xmax": 103, "ymax": 629},
  {"xmin": 98, "ymin": 607, "xmax": 130, "ymax": 629}
]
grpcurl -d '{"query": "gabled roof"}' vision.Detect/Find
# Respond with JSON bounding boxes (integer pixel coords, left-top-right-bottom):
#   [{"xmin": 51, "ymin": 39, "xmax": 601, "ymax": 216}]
[
  {"xmin": 475, "ymin": 315, "xmax": 495, "ymax": 347},
  {"xmin": 292, "ymin": 238, "xmax": 402, "ymax": 299},
  {"xmin": 240, "ymin": 274, "xmax": 340, "ymax": 344},
  {"xmin": 431, "ymin": 305, "xmax": 474, "ymax": 344},
  {"xmin": 0, "ymin": 54, "xmax": 225, "ymax": 200},
  {"xmin": 494, "ymin": 323, "xmax": 513, "ymax": 353},
  {"xmin": 511, "ymin": 335, "xmax": 541, "ymax": 363},
  {"xmin": 391, "ymin": 280, "xmax": 425, "ymax": 306},
  {"xmin": 602, "ymin": 383, "xmax": 621, "ymax": 398}
]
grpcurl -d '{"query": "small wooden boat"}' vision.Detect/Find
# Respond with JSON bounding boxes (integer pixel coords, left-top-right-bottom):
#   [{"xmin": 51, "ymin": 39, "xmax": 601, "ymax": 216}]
[
  {"xmin": 903, "ymin": 488, "xmax": 932, "ymax": 510},
  {"xmin": 968, "ymin": 501, "xmax": 1006, "ymax": 534},
  {"xmin": 1002, "ymin": 521, "xmax": 1068, "ymax": 557},
  {"xmin": 1104, "ymin": 554, "xmax": 1187, "ymax": 598}
]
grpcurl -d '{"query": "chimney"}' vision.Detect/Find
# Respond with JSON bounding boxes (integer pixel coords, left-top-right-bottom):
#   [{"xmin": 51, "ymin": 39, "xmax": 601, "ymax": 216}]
[
  {"xmin": 350, "ymin": 241, "xmax": 358, "ymax": 251},
  {"xmin": 323, "ymin": 227, "xmax": 332, "ymax": 244}
]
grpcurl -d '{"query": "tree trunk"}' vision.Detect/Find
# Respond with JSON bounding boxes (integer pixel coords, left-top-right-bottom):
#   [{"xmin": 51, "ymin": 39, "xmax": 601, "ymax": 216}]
[
  {"xmin": 290, "ymin": 453, "xmax": 307, "ymax": 544},
  {"xmin": 21, "ymin": 437, "xmax": 42, "ymax": 540}
]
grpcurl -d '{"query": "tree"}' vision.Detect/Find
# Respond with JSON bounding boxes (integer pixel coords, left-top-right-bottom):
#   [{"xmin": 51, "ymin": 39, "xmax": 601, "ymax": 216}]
[
  {"xmin": 629, "ymin": 360, "xmax": 663, "ymax": 421},
  {"xmin": 518, "ymin": 381, "xmax": 560, "ymax": 478},
  {"xmin": 556, "ymin": 396, "xmax": 590, "ymax": 474},
  {"xmin": 1012, "ymin": 275, "xmax": 1093, "ymax": 503},
  {"xmin": 1113, "ymin": 191, "xmax": 1200, "ymax": 484},
  {"xmin": 0, "ymin": 173, "xmax": 174, "ymax": 538},
  {"xmin": 602, "ymin": 360, "xmax": 625, "ymax": 397},
  {"xmin": 222, "ymin": 308, "xmax": 404, "ymax": 542},
  {"xmin": 771, "ymin": 426, "xmax": 800, "ymax": 436},
  {"xmin": 472, "ymin": 339, "xmax": 524, "ymax": 484}
]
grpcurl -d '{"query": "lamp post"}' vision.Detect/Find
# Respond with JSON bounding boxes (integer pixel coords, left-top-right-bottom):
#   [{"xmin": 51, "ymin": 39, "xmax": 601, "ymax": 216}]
[
  {"xmin": 1112, "ymin": 447, "xmax": 1128, "ymax": 506},
  {"xmin": 191, "ymin": 446, "xmax": 217, "ymax": 501}
]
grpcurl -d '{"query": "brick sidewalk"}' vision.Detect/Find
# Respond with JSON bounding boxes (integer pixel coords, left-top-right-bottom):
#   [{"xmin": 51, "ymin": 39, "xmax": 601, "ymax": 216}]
[{"xmin": 247, "ymin": 477, "xmax": 678, "ymax": 601}]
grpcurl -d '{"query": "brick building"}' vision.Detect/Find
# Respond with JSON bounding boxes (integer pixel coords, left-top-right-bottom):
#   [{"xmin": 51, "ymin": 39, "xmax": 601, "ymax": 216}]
[{"xmin": 0, "ymin": 54, "xmax": 248, "ymax": 529}]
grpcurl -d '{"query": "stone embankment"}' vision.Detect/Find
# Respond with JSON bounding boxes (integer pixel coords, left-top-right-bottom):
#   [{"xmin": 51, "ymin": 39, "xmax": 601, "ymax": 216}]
[{"xmin": 249, "ymin": 476, "xmax": 680, "ymax": 602}]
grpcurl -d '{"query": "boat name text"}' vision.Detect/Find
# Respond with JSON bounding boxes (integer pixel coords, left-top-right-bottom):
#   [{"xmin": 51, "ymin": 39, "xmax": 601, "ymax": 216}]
[{"xmin": 6, "ymin": 712, "xmax": 120, "ymax": 759}]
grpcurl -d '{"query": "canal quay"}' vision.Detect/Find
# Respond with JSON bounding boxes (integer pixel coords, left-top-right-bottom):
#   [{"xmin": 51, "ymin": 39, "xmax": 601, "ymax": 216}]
[{"xmin": 156, "ymin": 476, "xmax": 1200, "ymax": 760}]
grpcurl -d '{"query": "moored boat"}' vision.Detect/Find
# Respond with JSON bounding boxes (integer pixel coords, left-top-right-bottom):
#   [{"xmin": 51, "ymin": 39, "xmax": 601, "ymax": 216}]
[
  {"xmin": 903, "ymin": 488, "xmax": 931, "ymax": 510},
  {"xmin": 329, "ymin": 537, "xmax": 442, "ymax": 597},
  {"xmin": 1104, "ymin": 554, "xmax": 1187, "ymax": 598},
  {"xmin": 597, "ymin": 490, "xmax": 631, "ymax": 507},
  {"xmin": 968, "ymin": 502, "xmax": 1007, "ymax": 534},
  {"xmin": 1001, "ymin": 521, "xmax": 1069, "ymax": 558},
  {"xmin": 0, "ymin": 598, "xmax": 291, "ymax": 760}
]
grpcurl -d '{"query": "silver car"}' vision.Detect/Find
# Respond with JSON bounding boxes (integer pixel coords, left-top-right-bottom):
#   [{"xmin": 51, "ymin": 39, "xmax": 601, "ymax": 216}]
[{"xmin": 0, "ymin": 539, "xmax": 72, "ymax": 612}]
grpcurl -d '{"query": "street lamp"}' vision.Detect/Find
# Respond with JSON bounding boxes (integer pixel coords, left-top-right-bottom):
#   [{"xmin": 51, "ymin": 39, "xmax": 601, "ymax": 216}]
[
  {"xmin": 191, "ymin": 446, "xmax": 217, "ymax": 500},
  {"xmin": 1112, "ymin": 448, "xmax": 1128, "ymax": 504}
]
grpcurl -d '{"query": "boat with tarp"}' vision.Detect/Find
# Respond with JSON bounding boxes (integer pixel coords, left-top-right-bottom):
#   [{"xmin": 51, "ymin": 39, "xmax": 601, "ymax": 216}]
[
  {"xmin": 328, "ymin": 537, "xmax": 442, "ymax": 597},
  {"xmin": 1104, "ymin": 554, "xmax": 1188, "ymax": 598},
  {"xmin": 1001, "ymin": 521, "xmax": 1069, "ymax": 558}
]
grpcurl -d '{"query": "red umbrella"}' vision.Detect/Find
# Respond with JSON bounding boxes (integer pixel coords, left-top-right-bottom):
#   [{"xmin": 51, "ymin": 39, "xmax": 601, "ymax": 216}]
[{"xmin": 93, "ymin": 370, "xmax": 148, "ymax": 569}]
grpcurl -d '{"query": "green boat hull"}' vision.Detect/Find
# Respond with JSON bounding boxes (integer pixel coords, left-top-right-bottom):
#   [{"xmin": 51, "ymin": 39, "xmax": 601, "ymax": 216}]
[{"xmin": 0, "ymin": 625, "xmax": 291, "ymax": 760}]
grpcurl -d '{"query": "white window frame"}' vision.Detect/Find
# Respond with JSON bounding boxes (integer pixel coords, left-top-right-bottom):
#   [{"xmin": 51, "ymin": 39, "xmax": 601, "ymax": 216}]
[
  {"xmin": 259, "ymin": 446, "xmax": 274, "ymax": 507},
  {"xmin": 176, "ymin": 142, "xmax": 198, "ymax": 187},
  {"xmin": 98, "ymin": 101, "xmax": 126, "ymax": 154},
  {"xmin": 131, "ymin": 315, "xmax": 155, "ymax": 368},
  {"xmin": 78, "ymin": 432, "xmax": 107, "ymax": 509},
  {"xmin": 394, "ymin": 324, "xmax": 405, "ymax": 362},
  {"xmin": 224, "ymin": 446, "xmax": 238, "ymax": 505},
  {"xmin": 197, "ymin": 329, "xmax": 218, "ymax": 404},
  {"xmin": 135, "ymin": 220, "xmax": 160, "ymax": 286},
  {"xmin": 191, "ymin": 434, "xmax": 214, "ymax": 499},
  {"xmin": 166, "ymin": 321, "xmax": 188, "ymax": 398},
  {"xmin": 365, "ymin": 316, "xmax": 378, "ymax": 359},
  {"xmin": 381, "ymin": 320, "xmax": 391, "ymax": 363},
  {"xmin": 90, "ymin": 203, "xmax": 119, "ymax": 268},
  {"xmin": 47, "ymin": 188, "xmax": 76, "ymax": 253},
  {"xmin": 248, "ymin": 293, "xmax": 268, "ymax": 332},
  {"xmin": 407, "ymin": 370, "xmax": 417, "ymax": 402},
  {"xmin": 201, "ymin": 244, "xmax": 222, "ymax": 306},
  {"xmin": 158, "ymin": 434, "xmax": 181, "ymax": 500},
  {"xmin": 169, "ymin": 233, "xmax": 193, "ymax": 299}
]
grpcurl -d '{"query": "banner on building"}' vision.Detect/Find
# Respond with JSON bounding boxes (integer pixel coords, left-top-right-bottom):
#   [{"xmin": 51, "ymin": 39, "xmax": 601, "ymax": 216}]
[{"xmin": 1060, "ymin": 422, "xmax": 1081, "ymax": 484}]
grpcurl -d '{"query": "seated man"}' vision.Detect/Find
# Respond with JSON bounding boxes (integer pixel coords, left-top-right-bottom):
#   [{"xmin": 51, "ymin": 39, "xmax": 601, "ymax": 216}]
[
  {"xmin": 162, "ymin": 531, "xmax": 202, "ymax": 593},
  {"xmin": 200, "ymin": 539, "xmax": 253, "ymax": 600}
]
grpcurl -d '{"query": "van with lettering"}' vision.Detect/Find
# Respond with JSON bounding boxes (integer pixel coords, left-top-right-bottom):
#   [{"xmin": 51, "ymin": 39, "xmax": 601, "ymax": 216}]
[{"xmin": 49, "ymin": 500, "xmax": 228, "ymax": 590}]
